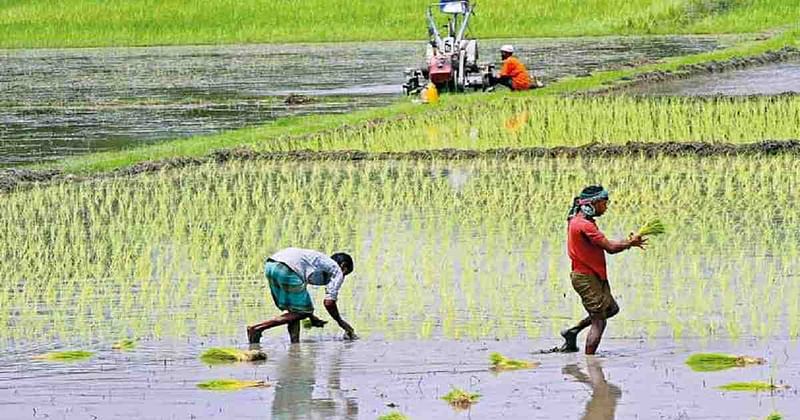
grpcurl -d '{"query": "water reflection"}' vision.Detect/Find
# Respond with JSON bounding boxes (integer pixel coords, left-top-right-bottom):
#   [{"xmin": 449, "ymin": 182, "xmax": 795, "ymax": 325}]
[
  {"xmin": 563, "ymin": 357, "xmax": 621, "ymax": 420},
  {"xmin": 271, "ymin": 343, "xmax": 358, "ymax": 420}
]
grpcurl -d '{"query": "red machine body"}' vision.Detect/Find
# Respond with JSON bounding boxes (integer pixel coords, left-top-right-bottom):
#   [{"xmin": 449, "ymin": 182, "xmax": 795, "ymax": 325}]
[{"xmin": 428, "ymin": 55, "xmax": 453, "ymax": 84}]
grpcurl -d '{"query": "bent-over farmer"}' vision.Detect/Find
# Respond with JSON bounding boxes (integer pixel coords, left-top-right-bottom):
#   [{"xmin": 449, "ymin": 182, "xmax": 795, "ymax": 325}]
[
  {"xmin": 247, "ymin": 247, "xmax": 356, "ymax": 344},
  {"xmin": 559, "ymin": 186, "xmax": 646, "ymax": 354}
]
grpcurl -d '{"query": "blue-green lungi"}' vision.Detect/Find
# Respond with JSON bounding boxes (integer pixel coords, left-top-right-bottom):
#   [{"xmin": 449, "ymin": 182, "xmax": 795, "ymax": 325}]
[{"xmin": 265, "ymin": 260, "xmax": 314, "ymax": 314}]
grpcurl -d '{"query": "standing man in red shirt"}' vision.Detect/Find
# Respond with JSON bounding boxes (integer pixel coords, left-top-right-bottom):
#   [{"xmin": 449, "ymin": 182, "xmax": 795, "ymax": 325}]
[{"xmin": 559, "ymin": 186, "xmax": 646, "ymax": 354}]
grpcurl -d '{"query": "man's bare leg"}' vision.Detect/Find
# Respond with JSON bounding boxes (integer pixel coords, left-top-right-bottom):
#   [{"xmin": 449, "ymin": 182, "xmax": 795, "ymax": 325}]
[
  {"xmin": 247, "ymin": 312, "xmax": 309, "ymax": 344},
  {"xmin": 288, "ymin": 320, "xmax": 301, "ymax": 343},
  {"xmin": 560, "ymin": 316, "xmax": 592, "ymax": 352},
  {"xmin": 584, "ymin": 318, "xmax": 607, "ymax": 355}
]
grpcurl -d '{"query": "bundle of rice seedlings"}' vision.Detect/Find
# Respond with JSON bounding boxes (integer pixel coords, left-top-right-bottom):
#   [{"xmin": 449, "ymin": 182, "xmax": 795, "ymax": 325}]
[
  {"xmin": 200, "ymin": 347, "xmax": 267, "ymax": 365},
  {"xmin": 441, "ymin": 387, "xmax": 480, "ymax": 409},
  {"xmin": 377, "ymin": 412, "xmax": 410, "ymax": 420},
  {"xmin": 685, "ymin": 353, "xmax": 765, "ymax": 372},
  {"xmin": 766, "ymin": 412, "xmax": 783, "ymax": 420},
  {"xmin": 637, "ymin": 219, "xmax": 665, "ymax": 236},
  {"xmin": 717, "ymin": 381, "xmax": 787, "ymax": 392},
  {"xmin": 196, "ymin": 379, "xmax": 269, "ymax": 391},
  {"xmin": 489, "ymin": 352, "xmax": 540, "ymax": 371},
  {"xmin": 32, "ymin": 350, "xmax": 94, "ymax": 362},
  {"xmin": 112, "ymin": 339, "xmax": 136, "ymax": 351}
]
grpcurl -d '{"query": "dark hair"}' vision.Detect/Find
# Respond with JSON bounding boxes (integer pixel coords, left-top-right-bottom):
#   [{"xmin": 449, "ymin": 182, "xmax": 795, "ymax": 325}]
[{"xmin": 331, "ymin": 252, "xmax": 354, "ymax": 274}]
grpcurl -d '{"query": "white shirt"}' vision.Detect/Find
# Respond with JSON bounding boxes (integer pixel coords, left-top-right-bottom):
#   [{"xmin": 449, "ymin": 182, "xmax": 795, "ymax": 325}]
[{"xmin": 269, "ymin": 247, "xmax": 346, "ymax": 301}]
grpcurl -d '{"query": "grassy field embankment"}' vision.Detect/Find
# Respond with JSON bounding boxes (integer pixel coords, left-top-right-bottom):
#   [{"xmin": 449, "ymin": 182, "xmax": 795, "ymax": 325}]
[
  {"xmin": 1, "ymin": 0, "xmax": 798, "ymax": 48},
  {"xmin": 46, "ymin": 28, "xmax": 800, "ymax": 174}
]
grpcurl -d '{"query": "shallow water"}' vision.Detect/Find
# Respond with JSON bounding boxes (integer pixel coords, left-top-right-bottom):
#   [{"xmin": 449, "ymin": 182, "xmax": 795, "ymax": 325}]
[
  {"xmin": 0, "ymin": 35, "xmax": 739, "ymax": 165},
  {"xmin": 629, "ymin": 61, "xmax": 800, "ymax": 96},
  {"xmin": 0, "ymin": 338, "xmax": 797, "ymax": 419}
]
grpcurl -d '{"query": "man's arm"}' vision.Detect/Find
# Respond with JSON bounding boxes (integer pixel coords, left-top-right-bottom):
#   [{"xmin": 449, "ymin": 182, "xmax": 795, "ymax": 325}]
[
  {"xmin": 595, "ymin": 234, "xmax": 646, "ymax": 254},
  {"xmin": 584, "ymin": 223, "xmax": 646, "ymax": 254},
  {"xmin": 324, "ymin": 298, "xmax": 356, "ymax": 339}
]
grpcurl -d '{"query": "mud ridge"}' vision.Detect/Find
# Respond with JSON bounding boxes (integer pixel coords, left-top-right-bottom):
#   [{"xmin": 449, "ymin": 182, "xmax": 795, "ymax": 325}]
[
  {"xmin": 4, "ymin": 140, "xmax": 800, "ymax": 194},
  {"xmin": 596, "ymin": 46, "xmax": 800, "ymax": 94}
]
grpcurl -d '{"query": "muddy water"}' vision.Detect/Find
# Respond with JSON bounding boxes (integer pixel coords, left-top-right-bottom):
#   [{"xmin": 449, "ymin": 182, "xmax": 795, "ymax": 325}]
[
  {"xmin": 629, "ymin": 61, "xmax": 800, "ymax": 96},
  {"xmin": 0, "ymin": 35, "xmax": 739, "ymax": 165},
  {"xmin": 0, "ymin": 338, "xmax": 797, "ymax": 419}
]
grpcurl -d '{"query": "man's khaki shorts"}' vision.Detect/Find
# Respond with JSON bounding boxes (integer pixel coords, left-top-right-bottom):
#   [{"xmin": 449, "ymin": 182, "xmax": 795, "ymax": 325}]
[{"xmin": 571, "ymin": 272, "xmax": 619, "ymax": 320}]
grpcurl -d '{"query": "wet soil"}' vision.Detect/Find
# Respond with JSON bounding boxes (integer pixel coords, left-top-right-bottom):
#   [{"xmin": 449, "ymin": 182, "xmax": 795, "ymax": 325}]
[
  {"xmin": 605, "ymin": 47, "xmax": 800, "ymax": 95},
  {"xmin": 0, "ymin": 337, "xmax": 796, "ymax": 419},
  {"xmin": 628, "ymin": 60, "xmax": 800, "ymax": 96},
  {"xmin": 0, "ymin": 36, "xmax": 738, "ymax": 165}
]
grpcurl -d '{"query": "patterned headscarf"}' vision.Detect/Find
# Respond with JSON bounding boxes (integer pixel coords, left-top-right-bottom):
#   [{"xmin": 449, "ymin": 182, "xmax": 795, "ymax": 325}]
[{"xmin": 567, "ymin": 186, "xmax": 609, "ymax": 220}]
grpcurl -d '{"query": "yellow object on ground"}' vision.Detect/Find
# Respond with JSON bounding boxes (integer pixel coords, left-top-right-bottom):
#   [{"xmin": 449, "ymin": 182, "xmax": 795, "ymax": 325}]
[{"xmin": 421, "ymin": 83, "xmax": 439, "ymax": 104}]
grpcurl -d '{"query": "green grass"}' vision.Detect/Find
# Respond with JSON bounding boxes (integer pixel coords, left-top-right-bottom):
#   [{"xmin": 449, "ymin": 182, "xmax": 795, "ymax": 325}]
[
  {"xmin": 200, "ymin": 347, "xmax": 266, "ymax": 364},
  {"xmin": 686, "ymin": 353, "xmax": 765, "ymax": 372},
  {"xmin": 1, "ymin": 0, "xmax": 798, "ymax": 48},
  {"xmin": 196, "ymin": 379, "xmax": 268, "ymax": 391},
  {"xmin": 32, "ymin": 350, "xmax": 94, "ymax": 362}
]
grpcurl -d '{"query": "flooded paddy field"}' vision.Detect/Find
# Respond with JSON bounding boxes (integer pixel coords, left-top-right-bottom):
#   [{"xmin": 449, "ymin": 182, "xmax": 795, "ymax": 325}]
[
  {"xmin": 1, "ymin": 157, "xmax": 799, "ymax": 418},
  {"xmin": 0, "ymin": 35, "xmax": 739, "ymax": 166},
  {"xmin": 630, "ymin": 61, "xmax": 800, "ymax": 96}
]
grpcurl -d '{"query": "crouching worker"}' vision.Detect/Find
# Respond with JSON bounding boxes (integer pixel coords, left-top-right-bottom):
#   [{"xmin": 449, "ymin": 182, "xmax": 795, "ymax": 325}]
[
  {"xmin": 247, "ymin": 247, "xmax": 356, "ymax": 344},
  {"xmin": 559, "ymin": 186, "xmax": 646, "ymax": 354},
  {"xmin": 489, "ymin": 45, "xmax": 541, "ymax": 91}
]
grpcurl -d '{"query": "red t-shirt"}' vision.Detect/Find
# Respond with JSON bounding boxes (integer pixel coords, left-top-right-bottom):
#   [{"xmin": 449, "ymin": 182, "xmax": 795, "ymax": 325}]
[{"xmin": 567, "ymin": 213, "xmax": 608, "ymax": 280}]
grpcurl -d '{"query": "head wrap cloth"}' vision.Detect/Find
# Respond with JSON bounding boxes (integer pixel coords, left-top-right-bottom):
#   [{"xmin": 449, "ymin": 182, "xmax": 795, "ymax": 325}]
[{"xmin": 568, "ymin": 188, "xmax": 609, "ymax": 219}]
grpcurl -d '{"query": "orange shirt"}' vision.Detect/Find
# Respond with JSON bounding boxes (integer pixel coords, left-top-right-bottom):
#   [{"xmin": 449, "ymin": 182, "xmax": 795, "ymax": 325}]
[{"xmin": 499, "ymin": 56, "xmax": 531, "ymax": 90}]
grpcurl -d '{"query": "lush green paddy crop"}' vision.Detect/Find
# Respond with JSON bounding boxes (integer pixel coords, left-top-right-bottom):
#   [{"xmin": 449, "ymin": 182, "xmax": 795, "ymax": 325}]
[
  {"xmin": 1, "ymin": 0, "xmax": 797, "ymax": 48},
  {"xmin": 2, "ymin": 156, "xmax": 799, "ymax": 345}
]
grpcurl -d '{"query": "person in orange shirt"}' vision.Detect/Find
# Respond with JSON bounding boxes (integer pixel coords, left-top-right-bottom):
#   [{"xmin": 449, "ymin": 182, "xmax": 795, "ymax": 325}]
[{"xmin": 490, "ymin": 45, "xmax": 539, "ymax": 91}]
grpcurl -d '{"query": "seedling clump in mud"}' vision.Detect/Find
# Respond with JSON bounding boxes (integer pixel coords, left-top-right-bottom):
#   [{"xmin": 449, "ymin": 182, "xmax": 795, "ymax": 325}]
[
  {"xmin": 442, "ymin": 387, "xmax": 480, "ymax": 409},
  {"xmin": 196, "ymin": 379, "xmax": 269, "ymax": 391},
  {"xmin": 685, "ymin": 353, "xmax": 765, "ymax": 372},
  {"xmin": 200, "ymin": 347, "xmax": 266, "ymax": 364},
  {"xmin": 489, "ymin": 352, "xmax": 540, "ymax": 371}
]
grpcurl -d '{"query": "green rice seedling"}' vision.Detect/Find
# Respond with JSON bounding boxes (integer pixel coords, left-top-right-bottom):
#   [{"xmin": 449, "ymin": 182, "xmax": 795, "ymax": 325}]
[
  {"xmin": 489, "ymin": 352, "xmax": 540, "ymax": 371},
  {"xmin": 442, "ymin": 387, "xmax": 480, "ymax": 409},
  {"xmin": 717, "ymin": 381, "xmax": 787, "ymax": 392},
  {"xmin": 111, "ymin": 339, "xmax": 136, "ymax": 351},
  {"xmin": 377, "ymin": 412, "xmax": 410, "ymax": 420},
  {"xmin": 32, "ymin": 350, "xmax": 94, "ymax": 362},
  {"xmin": 196, "ymin": 379, "xmax": 269, "ymax": 391},
  {"xmin": 685, "ymin": 353, "xmax": 765, "ymax": 372},
  {"xmin": 766, "ymin": 412, "xmax": 783, "ymax": 420},
  {"xmin": 200, "ymin": 348, "xmax": 267, "ymax": 365},
  {"xmin": 637, "ymin": 219, "xmax": 665, "ymax": 237}
]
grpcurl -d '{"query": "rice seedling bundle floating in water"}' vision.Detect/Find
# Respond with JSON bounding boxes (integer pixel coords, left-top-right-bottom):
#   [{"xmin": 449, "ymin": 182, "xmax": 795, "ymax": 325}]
[
  {"xmin": 766, "ymin": 412, "xmax": 783, "ymax": 420},
  {"xmin": 685, "ymin": 353, "xmax": 765, "ymax": 372},
  {"xmin": 196, "ymin": 379, "xmax": 269, "ymax": 391},
  {"xmin": 442, "ymin": 387, "xmax": 480, "ymax": 409},
  {"xmin": 489, "ymin": 352, "xmax": 540, "ymax": 371},
  {"xmin": 32, "ymin": 350, "xmax": 94, "ymax": 362},
  {"xmin": 637, "ymin": 219, "xmax": 665, "ymax": 236},
  {"xmin": 378, "ymin": 412, "xmax": 410, "ymax": 420},
  {"xmin": 200, "ymin": 347, "xmax": 267, "ymax": 365},
  {"xmin": 717, "ymin": 381, "xmax": 788, "ymax": 392},
  {"xmin": 112, "ymin": 339, "xmax": 136, "ymax": 351}
]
